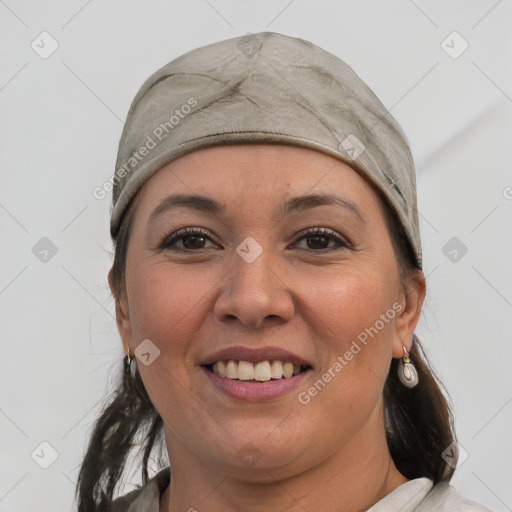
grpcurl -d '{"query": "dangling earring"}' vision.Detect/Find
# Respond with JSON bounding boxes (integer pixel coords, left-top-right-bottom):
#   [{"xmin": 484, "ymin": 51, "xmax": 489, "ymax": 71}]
[
  {"xmin": 124, "ymin": 351, "xmax": 133, "ymax": 376},
  {"xmin": 398, "ymin": 339, "xmax": 419, "ymax": 388}
]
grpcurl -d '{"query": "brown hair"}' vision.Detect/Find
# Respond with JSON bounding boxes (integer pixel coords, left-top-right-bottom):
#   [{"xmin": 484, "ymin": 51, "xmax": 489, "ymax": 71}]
[{"xmin": 75, "ymin": 179, "xmax": 457, "ymax": 511}]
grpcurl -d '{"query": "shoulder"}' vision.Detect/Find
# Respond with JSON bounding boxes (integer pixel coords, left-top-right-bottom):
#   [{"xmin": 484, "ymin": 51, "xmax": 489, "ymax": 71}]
[
  {"xmin": 112, "ymin": 489, "xmax": 140, "ymax": 512},
  {"xmin": 367, "ymin": 477, "xmax": 494, "ymax": 512},
  {"xmin": 112, "ymin": 467, "xmax": 171, "ymax": 512},
  {"xmin": 418, "ymin": 480, "xmax": 494, "ymax": 512}
]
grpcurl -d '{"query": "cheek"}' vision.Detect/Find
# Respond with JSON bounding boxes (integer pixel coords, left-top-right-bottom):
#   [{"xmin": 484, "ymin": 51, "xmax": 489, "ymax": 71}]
[
  {"xmin": 302, "ymin": 265, "xmax": 397, "ymax": 347},
  {"xmin": 125, "ymin": 264, "xmax": 215, "ymax": 417},
  {"xmin": 298, "ymin": 267, "xmax": 397, "ymax": 405},
  {"xmin": 125, "ymin": 262, "xmax": 218, "ymax": 397},
  {"xmin": 127, "ymin": 263, "xmax": 209, "ymax": 343}
]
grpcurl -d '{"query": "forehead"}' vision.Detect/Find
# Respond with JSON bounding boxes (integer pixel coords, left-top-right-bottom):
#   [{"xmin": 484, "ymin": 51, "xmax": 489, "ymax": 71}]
[{"xmin": 136, "ymin": 144, "xmax": 380, "ymax": 208}]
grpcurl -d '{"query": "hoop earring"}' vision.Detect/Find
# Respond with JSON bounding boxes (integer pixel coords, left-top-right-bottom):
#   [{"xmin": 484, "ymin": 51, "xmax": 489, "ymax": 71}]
[{"xmin": 398, "ymin": 340, "xmax": 419, "ymax": 388}]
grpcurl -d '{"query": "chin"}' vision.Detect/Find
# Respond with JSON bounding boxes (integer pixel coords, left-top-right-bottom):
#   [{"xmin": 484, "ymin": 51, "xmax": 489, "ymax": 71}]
[{"xmin": 207, "ymin": 422, "xmax": 310, "ymax": 474}]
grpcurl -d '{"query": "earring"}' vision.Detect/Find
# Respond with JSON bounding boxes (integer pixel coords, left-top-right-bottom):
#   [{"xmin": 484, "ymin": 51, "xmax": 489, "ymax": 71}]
[
  {"xmin": 398, "ymin": 339, "xmax": 419, "ymax": 388},
  {"xmin": 124, "ymin": 352, "xmax": 133, "ymax": 375}
]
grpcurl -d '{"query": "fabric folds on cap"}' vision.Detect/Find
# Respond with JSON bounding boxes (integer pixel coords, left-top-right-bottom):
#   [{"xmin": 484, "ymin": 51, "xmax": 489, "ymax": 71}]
[{"xmin": 110, "ymin": 31, "xmax": 422, "ymax": 269}]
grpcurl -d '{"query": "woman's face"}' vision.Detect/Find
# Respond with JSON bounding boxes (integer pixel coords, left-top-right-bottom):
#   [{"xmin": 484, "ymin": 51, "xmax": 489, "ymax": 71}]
[{"xmin": 111, "ymin": 144, "xmax": 424, "ymax": 480}]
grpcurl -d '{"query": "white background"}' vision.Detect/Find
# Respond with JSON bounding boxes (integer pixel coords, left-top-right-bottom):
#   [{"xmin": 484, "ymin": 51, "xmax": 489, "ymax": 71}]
[{"xmin": 1, "ymin": 1, "xmax": 511, "ymax": 511}]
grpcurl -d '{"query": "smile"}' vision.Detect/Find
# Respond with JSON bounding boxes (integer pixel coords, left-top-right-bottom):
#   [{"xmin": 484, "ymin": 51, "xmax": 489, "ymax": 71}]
[
  {"xmin": 200, "ymin": 346, "xmax": 313, "ymax": 400},
  {"xmin": 205, "ymin": 359, "xmax": 310, "ymax": 382}
]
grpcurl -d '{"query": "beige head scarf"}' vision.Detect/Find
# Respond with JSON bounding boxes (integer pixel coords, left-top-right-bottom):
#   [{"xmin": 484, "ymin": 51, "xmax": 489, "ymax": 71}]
[{"xmin": 110, "ymin": 31, "xmax": 422, "ymax": 269}]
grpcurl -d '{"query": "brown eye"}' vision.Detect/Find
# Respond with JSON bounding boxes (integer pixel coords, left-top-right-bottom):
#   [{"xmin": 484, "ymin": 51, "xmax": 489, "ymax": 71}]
[
  {"xmin": 160, "ymin": 227, "xmax": 217, "ymax": 251},
  {"xmin": 293, "ymin": 228, "xmax": 349, "ymax": 251}
]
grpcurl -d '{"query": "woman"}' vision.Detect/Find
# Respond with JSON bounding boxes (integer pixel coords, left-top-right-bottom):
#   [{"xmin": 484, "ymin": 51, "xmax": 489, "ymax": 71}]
[{"xmin": 76, "ymin": 32, "xmax": 492, "ymax": 511}]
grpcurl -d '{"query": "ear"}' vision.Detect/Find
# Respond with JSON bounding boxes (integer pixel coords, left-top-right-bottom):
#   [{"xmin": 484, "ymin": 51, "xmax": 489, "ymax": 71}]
[
  {"xmin": 392, "ymin": 268, "xmax": 426, "ymax": 358},
  {"xmin": 108, "ymin": 267, "xmax": 133, "ymax": 354}
]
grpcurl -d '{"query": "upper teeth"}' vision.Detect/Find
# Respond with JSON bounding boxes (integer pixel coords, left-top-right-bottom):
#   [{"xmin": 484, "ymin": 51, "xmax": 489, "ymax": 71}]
[{"xmin": 211, "ymin": 360, "xmax": 304, "ymax": 381}]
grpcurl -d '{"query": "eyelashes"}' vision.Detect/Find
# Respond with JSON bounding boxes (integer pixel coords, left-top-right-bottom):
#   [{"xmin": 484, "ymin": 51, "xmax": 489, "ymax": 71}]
[
  {"xmin": 158, "ymin": 226, "xmax": 352, "ymax": 253},
  {"xmin": 291, "ymin": 227, "xmax": 351, "ymax": 251},
  {"xmin": 160, "ymin": 227, "xmax": 216, "ymax": 251}
]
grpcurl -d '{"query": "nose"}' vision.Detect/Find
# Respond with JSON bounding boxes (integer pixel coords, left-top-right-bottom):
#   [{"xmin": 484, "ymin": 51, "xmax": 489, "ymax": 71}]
[{"xmin": 213, "ymin": 244, "xmax": 295, "ymax": 329}]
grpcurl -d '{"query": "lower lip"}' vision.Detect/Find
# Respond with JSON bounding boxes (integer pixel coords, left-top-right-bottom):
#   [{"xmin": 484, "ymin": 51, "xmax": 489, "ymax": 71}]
[{"xmin": 201, "ymin": 366, "xmax": 312, "ymax": 401}]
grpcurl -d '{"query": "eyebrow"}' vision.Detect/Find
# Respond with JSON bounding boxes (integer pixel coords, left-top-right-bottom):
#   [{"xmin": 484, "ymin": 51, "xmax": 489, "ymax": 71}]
[{"xmin": 148, "ymin": 192, "xmax": 366, "ymax": 225}]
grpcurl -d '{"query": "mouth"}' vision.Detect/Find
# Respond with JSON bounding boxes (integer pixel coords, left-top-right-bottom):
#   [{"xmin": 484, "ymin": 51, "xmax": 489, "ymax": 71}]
[
  {"xmin": 200, "ymin": 346, "xmax": 313, "ymax": 399},
  {"xmin": 203, "ymin": 359, "xmax": 312, "ymax": 383}
]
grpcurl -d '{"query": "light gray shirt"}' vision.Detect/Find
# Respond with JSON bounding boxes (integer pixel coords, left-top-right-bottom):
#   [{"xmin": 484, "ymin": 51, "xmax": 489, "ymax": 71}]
[{"xmin": 112, "ymin": 467, "xmax": 493, "ymax": 511}]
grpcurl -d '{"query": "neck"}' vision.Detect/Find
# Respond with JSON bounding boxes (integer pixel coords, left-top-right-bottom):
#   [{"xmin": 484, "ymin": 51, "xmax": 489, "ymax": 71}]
[{"xmin": 159, "ymin": 411, "xmax": 408, "ymax": 512}]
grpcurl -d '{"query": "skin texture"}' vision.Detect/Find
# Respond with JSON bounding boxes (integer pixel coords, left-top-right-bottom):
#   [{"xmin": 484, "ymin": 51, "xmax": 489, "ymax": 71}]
[{"xmin": 108, "ymin": 144, "xmax": 426, "ymax": 512}]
